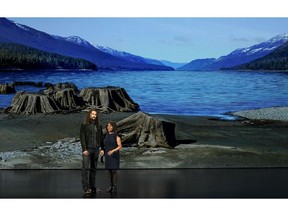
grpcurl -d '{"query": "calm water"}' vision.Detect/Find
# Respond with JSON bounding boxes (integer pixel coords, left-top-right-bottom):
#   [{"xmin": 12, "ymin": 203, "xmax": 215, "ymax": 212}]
[{"xmin": 1, "ymin": 70, "xmax": 288, "ymax": 117}]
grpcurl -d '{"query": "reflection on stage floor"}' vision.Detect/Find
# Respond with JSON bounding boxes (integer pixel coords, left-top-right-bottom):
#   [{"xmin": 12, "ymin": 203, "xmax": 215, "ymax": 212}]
[{"xmin": 1, "ymin": 168, "xmax": 288, "ymax": 198}]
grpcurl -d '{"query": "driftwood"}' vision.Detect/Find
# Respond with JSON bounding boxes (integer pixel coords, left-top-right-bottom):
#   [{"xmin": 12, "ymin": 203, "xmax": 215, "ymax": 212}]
[
  {"xmin": 8, "ymin": 91, "xmax": 61, "ymax": 115},
  {"xmin": 115, "ymin": 111, "xmax": 177, "ymax": 148},
  {"xmin": 80, "ymin": 86, "xmax": 139, "ymax": 113},
  {"xmin": 0, "ymin": 83, "xmax": 16, "ymax": 94}
]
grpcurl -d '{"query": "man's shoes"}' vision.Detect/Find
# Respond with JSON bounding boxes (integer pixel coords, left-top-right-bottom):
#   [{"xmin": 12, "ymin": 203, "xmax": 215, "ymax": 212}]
[
  {"xmin": 91, "ymin": 187, "xmax": 101, "ymax": 194},
  {"xmin": 107, "ymin": 186, "xmax": 117, "ymax": 193},
  {"xmin": 83, "ymin": 189, "xmax": 92, "ymax": 195}
]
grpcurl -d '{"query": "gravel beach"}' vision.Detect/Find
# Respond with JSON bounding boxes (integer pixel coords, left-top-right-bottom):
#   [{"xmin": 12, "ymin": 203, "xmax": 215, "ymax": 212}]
[{"xmin": 1, "ymin": 107, "xmax": 288, "ymax": 169}]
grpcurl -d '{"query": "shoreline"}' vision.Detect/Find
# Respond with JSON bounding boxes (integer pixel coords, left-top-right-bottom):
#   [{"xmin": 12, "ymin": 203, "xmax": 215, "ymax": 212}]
[{"xmin": 1, "ymin": 107, "xmax": 288, "ymax": 169}]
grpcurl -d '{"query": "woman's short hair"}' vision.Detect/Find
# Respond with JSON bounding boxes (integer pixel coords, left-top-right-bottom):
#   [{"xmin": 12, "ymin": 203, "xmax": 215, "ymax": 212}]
[{"xmin": 105, "ymin": 121, "xmax": 117, "ymax": 132}]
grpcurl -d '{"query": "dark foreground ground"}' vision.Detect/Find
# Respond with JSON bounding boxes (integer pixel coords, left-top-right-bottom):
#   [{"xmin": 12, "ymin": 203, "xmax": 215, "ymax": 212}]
[
  {"xmin": 1, "ymin": 168, "xmax": 288, "ymax": 198},
  {"xmin": 1, "ymin": 111, "xmax": 288, "ymax": 168}
]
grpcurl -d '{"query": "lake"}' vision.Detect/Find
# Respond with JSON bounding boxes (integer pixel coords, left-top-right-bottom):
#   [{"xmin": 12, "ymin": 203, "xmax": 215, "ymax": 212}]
[{"xmin": 1, "ymin": 70, "xmax": 288, "ymax": 117}]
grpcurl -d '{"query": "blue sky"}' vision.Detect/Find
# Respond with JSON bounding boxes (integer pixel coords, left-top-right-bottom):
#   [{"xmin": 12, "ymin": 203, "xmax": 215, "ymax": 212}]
[
  {"xmin": 9, "ymin": 17, "xmax": 288, "ymax": 63},
  {"xmin": 5, "ymin": 0, "xmax": 288, "ymax": 63}
]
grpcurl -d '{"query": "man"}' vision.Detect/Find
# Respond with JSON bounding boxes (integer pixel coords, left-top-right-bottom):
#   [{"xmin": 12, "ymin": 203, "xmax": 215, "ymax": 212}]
[{"xmin": 80, "ymin": 108, "xmax": 103, "ymax": 195}]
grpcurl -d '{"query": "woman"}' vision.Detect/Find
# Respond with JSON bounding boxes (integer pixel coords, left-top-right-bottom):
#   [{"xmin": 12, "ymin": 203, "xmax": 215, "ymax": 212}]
[{"xmin": 100, "ymin": 121, "xmax": 122, "ymax": 193}]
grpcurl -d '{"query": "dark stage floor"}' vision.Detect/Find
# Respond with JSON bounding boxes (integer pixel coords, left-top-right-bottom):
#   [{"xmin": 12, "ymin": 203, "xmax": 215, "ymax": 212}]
[{"xmin": 1, "ymin": 168, "xmax": 288, "ymax": 198}]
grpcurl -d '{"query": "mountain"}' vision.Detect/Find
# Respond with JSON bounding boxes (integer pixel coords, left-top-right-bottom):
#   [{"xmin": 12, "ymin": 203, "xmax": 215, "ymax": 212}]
[
  {"xmin": 228, "ymin": 41, "xmax": 288, "ymax": 71},
  {"xmin": 53, "ymin": 35, "xmax": 96, "ymax": 49},
  {"xmin": 0, "ymin": 18, "xmax": 173, "ymax": 71},
  {"xmin": 159, "ymin": 60, "xmax": 187, "ymax": 69},
  {"xmin": 179, "ymin": 33, "xmax": 288, "ymax": 71},
  {"xmin": 0, "ymin": 42, "xmax": 97, "ymax": 70},
  {"xmin": 94, "ymin": 45, "xmax": 165, "ymax": 66},
  {"xmin": 177, "ymin": 58, "xmax": 216, "ymax": 71}
]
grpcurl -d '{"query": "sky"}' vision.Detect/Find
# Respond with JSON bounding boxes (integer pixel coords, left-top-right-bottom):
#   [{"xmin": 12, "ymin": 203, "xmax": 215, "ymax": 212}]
[
  {"xmin": 2, "ymin": 0, "xmax": 288, "ymax": 64},
  {"xmin": 8, "ymin": 17, "xmax": 288, "ymax": 63}
]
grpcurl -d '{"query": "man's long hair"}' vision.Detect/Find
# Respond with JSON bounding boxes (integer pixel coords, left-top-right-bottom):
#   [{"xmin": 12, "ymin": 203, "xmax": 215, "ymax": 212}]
[{"xmin": 85, "ymin": 108, "xmax": 100, "ymax": 128}]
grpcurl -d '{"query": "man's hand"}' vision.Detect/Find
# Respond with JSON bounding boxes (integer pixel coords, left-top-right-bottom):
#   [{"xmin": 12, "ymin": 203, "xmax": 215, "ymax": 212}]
[
  {"xmin": 82, "ymin": 150, "xmax": 89, "ymax": 156},
  {"xmin": 100, "ymin": 150, "xmax": 104, "ymax": 156}
]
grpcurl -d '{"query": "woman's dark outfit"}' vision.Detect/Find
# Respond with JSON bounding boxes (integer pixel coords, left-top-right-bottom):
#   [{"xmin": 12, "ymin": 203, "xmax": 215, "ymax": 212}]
[
  {"xmin": 104, "ymin": 132, "xmax": 120, "ymax": 192},
  {"xmin": 80, "ymin": 121, "xmax": 103, "ymax": 194}
]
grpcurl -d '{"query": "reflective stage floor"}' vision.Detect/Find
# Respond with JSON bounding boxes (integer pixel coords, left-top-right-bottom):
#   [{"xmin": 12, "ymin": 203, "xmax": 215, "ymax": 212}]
[{"xmin": 1, "ymin": 168, "xmax": 288, "ymax": 198}]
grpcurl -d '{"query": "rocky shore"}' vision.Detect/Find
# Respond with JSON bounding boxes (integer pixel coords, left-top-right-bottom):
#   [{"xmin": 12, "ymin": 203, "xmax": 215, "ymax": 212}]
[{"xmin": 1, "ymin": 107, "xmax": 288, "ymax": 169}]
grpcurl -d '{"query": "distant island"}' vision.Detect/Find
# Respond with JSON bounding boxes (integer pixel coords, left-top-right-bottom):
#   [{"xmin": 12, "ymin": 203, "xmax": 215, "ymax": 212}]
[{"xmin": 0, "ymin": 42, "xmax": 97, "ymax": 71}]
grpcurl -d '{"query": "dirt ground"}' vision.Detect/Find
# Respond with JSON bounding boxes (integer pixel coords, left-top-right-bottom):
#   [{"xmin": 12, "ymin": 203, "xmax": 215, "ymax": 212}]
[{"xmin": 1, "ymin": 111, "xmax": 288, "ymax": 169}]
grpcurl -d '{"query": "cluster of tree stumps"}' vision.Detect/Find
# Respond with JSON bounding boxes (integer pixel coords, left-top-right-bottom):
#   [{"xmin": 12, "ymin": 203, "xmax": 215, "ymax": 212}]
[
  {"xmin": 1, "ymin": 81, "xmax": 178, "ymax": 148},
  {"xmin": 2, "ymin": 82, "xmax": 139, "ymax": 115}
]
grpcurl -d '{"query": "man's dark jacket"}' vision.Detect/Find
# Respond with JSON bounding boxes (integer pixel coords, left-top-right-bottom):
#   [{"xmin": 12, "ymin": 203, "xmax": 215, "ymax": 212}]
[{"xmin": 80, "ymin": 122, "xmax": 104, "ymax": 152}]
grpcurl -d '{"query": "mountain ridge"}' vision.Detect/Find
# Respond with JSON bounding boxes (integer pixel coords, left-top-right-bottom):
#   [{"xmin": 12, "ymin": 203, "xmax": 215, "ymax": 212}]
[
  {"xmin": 178, "ymin": 33, "xmax": 288, "ymax": 71},
  {"xmin": 228, "ymin": 40, "xmax": 288, "ymax": 71},
  {"xmin": 0, "ymin": 18, "xmax": 173, "ymax": 71}
]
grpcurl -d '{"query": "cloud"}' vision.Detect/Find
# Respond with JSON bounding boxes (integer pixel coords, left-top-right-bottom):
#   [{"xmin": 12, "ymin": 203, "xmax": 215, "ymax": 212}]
[
  {"xmin": 253, "ymin": 37, "xmax": 267, "ymax": 43},
  {"xmin": 229, "ymin": 35, "xmax": 250, "ymax": 43},
  {"xmin": 158, "ymin": 35, "xmax": 194, "ymax": 47},
  {"xmin": 229, "ymin": 35, "xmax": 267, "ymax": 44}
]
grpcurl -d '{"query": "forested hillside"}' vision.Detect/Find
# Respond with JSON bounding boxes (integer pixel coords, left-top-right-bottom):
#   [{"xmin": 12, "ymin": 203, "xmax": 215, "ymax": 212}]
[
  {"xmin": 229, "ymin": 41, "xmax": 288, "ymax": 71},
  {"xmin": 0, "ymin": 42, "xmax": 97, "ymax": 70}
]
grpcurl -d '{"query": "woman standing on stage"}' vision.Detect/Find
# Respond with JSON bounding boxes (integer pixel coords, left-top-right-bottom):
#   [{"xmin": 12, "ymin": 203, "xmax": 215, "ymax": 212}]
[{"xmin": 100, "ymin": 121, "xmax": 122, "ymax": 193}]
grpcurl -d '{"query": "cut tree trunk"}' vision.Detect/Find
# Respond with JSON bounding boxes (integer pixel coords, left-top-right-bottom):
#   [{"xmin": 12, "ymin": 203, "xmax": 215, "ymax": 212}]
[
  {"xmin": 41, "ymin": 82, "xmax": 79, "ymax": 96},
  {"xmin": 8, "ymin": 91, "xmax": 61, "ymax": 115},
  {"xmin": 53, "ymin": 88, "xmax": 84, "ymax": 109},
  {"xmin": 51, "ymin": 82, "xmax": 79, "ymax": 92},
  {"xmin": 80, "ymin": 86, "xmax": 139, "ymax": 113},
  {"xmin": 0, "ymin": 83, "xmax": 16, "ymax": 94},
  {"xmin": 115, "ymin": 111, "xmax": 177, "ymax": 148}
]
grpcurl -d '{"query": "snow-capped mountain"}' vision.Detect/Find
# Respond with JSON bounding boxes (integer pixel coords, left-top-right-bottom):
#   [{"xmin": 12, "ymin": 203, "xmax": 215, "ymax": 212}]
[
  {"xmin": 231, "ymin": 40, "xmax": 288, "ymax": 70},
  {"xmin": 227, "ymin": 33, "xmax": 288, "ymax": 57},
  {"xmin": 94, "ymin": 45, "xmax": 165, "ymax": 66},
  {"xmin": 0, "ymin": 18, "xmax": 173, "ymax": 71},
  {"xmin": 179, "ymin": 33, "xmax": 288, "ymax": 71},
  {"xmin": 53, "ymin": 35, "xmax": 96, "ymax": 49}
]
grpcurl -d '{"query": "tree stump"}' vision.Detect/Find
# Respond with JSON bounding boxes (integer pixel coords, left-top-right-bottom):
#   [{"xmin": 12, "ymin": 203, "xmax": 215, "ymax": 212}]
[
  {"xmin": 8, "ymin": 91, "xmax": 61, "ymax": 115},
  {"xmin": 41, "ymin": 82, "xmax": 79, "ymax": 95},
  {"xmin": 53, "ymin": 88, "xmax": 85, "ymax": 109},
  {"xmin": 51, "ymin": 82, "xmax": 79, "ymax": 92},
  {"xmin": 80, "ymin": 86, "xmax": 139, "ymax": 113},
  {"xmin": 0, "ymin": 83, "xmax": 16, "ymax": 94},
  {"xmin": 115, "ymin": 111, "xmax": 177, "ymax": 148}
]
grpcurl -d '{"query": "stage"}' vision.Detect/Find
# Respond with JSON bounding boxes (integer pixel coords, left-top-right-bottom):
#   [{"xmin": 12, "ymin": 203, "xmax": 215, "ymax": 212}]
[{"xmin": 1, "ymin": 168, "xmax": 288, "ymax": 198}]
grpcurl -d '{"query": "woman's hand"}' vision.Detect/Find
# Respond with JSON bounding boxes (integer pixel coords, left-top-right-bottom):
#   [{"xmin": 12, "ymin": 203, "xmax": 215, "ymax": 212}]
[{"xmin": 107, "ymin": 150, "xmax": 114, "ymax": 156}]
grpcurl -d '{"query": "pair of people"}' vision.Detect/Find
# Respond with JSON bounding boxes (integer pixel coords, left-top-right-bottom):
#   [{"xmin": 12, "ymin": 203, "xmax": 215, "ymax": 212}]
[{"xmin": 80, "ymin": 108, "xmax": 122, "ymax": 195}]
